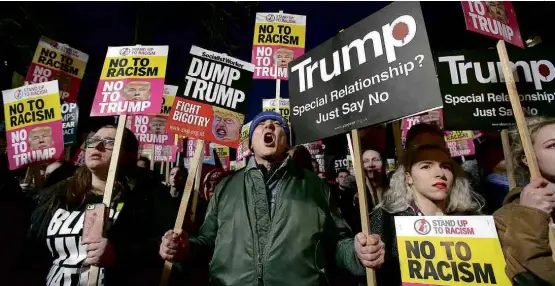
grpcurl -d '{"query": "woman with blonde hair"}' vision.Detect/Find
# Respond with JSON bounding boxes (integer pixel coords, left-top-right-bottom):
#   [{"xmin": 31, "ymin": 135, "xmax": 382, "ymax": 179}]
[
  {"xmin": 369, "ymin": 144, "xmax": 483, "ymax": 285},
  {"xmin": 494, "ymin": 117, "xmax": 555, "ymax": 285}
]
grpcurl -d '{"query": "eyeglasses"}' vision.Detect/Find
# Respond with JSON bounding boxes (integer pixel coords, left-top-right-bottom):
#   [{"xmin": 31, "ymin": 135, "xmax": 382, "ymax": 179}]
[{"xmin": 86, "ymin": 137, "xmax": 115, "ymax": 149}]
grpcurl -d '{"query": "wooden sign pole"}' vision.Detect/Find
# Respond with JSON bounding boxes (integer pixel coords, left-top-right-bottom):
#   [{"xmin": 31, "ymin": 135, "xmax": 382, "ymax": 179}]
[
  {"xmin": 160, "ymin": 161, "xmax": 164, "ymax": 175},
  {"xmin": 500, "ymin": 129, "xmax": 517, "ymax": 190},
  {"xmin": 87, "ymin": 114, "xmax": 127, "ymax": 286},
  {"xmin": 349, "ymin": 129, "xmax": 377, "ymax": 286},
  {"xmin": 190, "ymin": 152, "xmax": 204, "ymax": 223},
  {"xmin": 274, "ymin": 10, "xmax": 284, "ymax": 113},
  {"xmin": 159, "ymin": 139, "xmax": 205, "ymax": 286},
  {"xmin": 496, "ymin": 40, "xmax": 555, "ymax": 261},
  {"xmin": 165, "ymin": 160, "xmax": 170, "ymax": 183},
  {"xmin": 150, "ymin": 146, "xmax": 155, "ymax": 171}
]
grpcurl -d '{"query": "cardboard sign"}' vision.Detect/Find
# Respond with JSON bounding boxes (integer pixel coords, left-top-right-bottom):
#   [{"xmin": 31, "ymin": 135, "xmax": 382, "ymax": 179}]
[
  {"xmin": 445, "ymin": 131, "xmax": 476, "ymax": 157},
  {"xmin": 288, "ymin": 2, "xmax": 442, "ymax": 144},
  {"xmin": 401, "ymin": 109, "xmax": 443, "ymax": 147},
  {"xmin": 25, "ymin": 36, "xmax": 89, "ymax": 102},
  {"xmin": 236, "ymin": 120, "xmax": 252, "ymax": 163},
  {"xmin": 184, "ymin": 138, "xmax": 215, "ymax": 164},
  {"xmin": 262, "ymin": 98, "xmax": 290, "ymax": 124},
  {"xmin": 212, "ymin": 143, "xmax": 230, "ymax": 170},
  {"xmin": 394, "ymin": 216, "xmax": 510, "ymax": 285},
  {"xmin": 461, "ymin": 1, "xmax": 523, "ymax": 48},
  {"xmin": 167, "ymin": 46, "xmax": 253, "ymax": 147},
  {"xmin": 61, "ymin": 102, "xmax": 78, "ymax": 145},
  {"xmin": 160, "ymin": 85, "xmax": 178, "ymax": 116},
  {"xmin": 154, "ymin": 145, "xmax": 178, "ymax": 162},
  {"xmin": 437, "ymin": 48, "xmax": 555, "ymax": 130},
  {"xmin": 303, "ymin": 140, "xmax": 323, "ymax": 157},
  {"xmin": 91, "ymin": 45, "xmax": 168, "ymax": 116},
  {"xmin": 252, "ymin": 12, "xmax": 307, "ymax": 80},
  {"xmin": 2, "ymin": 81, "xmax": 64, "ymax": 170}
]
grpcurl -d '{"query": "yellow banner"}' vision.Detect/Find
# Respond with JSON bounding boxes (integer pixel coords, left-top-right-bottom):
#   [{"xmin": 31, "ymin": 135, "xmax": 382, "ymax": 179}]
[
  {"xmin": 5, "ymin": 92, "xmax": 62, "ymax": 131},
  {"xmin": 253, "ymin": 23, "xmax": 306, "ymax": 48},
  {"xmin": 32, "ymin": 44, "xmax": 87, "ymax": 79},
  {"xmin": 99, "ymin": 56, "xmax": 168, "ymax": 80}
]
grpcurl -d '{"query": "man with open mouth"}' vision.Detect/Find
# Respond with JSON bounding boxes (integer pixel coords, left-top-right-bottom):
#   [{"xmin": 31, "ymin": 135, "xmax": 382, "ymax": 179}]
[{"xmin": 160, "ymin": 111, "xmax": 384, "ymax": 285}]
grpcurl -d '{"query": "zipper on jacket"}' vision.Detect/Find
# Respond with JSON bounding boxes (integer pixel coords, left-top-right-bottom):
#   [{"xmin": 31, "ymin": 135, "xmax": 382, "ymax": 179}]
[{"xmin": 257, "ymin": 254, "xmax": 263, "ymax": 281}]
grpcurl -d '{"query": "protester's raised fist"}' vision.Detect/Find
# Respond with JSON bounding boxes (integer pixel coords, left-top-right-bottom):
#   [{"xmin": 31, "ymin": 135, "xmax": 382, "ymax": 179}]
[
  {"xmin": 354, "ymin": 232, "xmax": 385, "ymax": 269},
  {"xmin": 521, "ymin": 178, "xmax": 555, "ymax": 213},
  {"xmin": 82, "ymin": 237, "xmax": 115, "ymax": 267},
  {"xmin": 159, "ymin": 230, "xmax": 189, "ymax": 262}
]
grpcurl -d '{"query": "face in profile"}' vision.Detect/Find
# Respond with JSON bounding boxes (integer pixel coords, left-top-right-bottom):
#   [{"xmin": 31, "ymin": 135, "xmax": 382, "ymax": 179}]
[
  {"xmin": 85, "ymin": 127, "xmax": 116, "ymax": 173},
  {"xmin": 212, "ymin": 109, "xmax": 241, "ymax": 141},
  {"xmin": 124, "ymin": 81, "xmax": 151, "ymax": 101},
  {"xmin": 406, "ymin": 148, "xmax": 454, "ymax": 203},
  {"xmin": 533, "ymin": 124, "xmax": 555, "ymax": 182},
  {"xmin": 274, "ymin": 48, "xmax": 294, "ymax": 69},
  {"xmin": 29, "ymin": 127, "xmax": 54, "ymax": 150},
  {"xmin": 486, "ymin": 1, "xmax": 508, "ymax": 24},
  {"xmin": 149, "ymin": 117, "xmax": 167, "ymax": 134}
]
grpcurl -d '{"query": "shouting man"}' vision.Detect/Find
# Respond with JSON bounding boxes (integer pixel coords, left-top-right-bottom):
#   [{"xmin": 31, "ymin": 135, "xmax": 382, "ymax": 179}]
[{"xmin": 160, "ymin": 111, "xmax": 384, "ymax": 285}]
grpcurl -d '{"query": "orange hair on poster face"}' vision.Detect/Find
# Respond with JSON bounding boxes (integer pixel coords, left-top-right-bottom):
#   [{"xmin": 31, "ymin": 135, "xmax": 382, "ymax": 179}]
[{"xmin": 212, "ymin": 107, "xmax": 243, "ymax": 141}]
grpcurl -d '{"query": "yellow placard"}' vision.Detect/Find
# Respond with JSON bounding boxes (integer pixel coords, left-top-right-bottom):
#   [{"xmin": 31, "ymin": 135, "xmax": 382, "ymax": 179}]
[
  {"xmin": 159, "ymin": 94, "xmax": 175, "ymax": 116},
  {"xmin": 444, "ymin": 131, "xmax": 473, "ymax": 142},
  {"xmin": 99, "ymin": 56, "xmax": 168, "ymax": 80},
  {"xmin": 32, "ymin": 44, "xmax": 87, "ymax": 79},
  {"xmin": 253, "ymin": 23, "xmax": 306, "ymax": 48},
  {"xmin": 4, "ymin": 92, "xmax": 62, "ymax": 131}
]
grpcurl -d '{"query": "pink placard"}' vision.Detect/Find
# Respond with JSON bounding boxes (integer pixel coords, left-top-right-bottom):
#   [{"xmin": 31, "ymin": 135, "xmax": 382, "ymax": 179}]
[
  {"xmin": 91, "ymin": 78, "xmax": 165, "ymax": 116},
  {"xmin": 6, "ymin": 122, "xmax": 64, "ymax": 169},
  {"xmin": 461, "ymin": 1, "xmax": 524, "ymax": 48},
  {"xmin": 129, "ymin": 114, "xmax": 174, "ymax": 146},
  {"xmin": 252, "ymin": 46, "xmax": 305, "ymax": 80}
]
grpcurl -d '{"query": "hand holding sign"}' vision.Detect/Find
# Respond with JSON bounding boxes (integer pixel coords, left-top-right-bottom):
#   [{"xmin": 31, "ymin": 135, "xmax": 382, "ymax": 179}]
[
  {"xmin": 355, "ymin": 233, "xmax": 385, "ymax": 269},
  {"xmin": 520, "ymin": 178, "xmax": 555, "ymax": 214},
  {"xmin": 159, "ymin": 230, "xmax": 189, "ymax": 262}
]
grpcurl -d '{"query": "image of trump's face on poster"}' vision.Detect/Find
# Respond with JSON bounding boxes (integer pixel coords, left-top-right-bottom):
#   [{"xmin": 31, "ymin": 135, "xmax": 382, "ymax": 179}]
[
  {"xmin": 273, "ymin": 48, "xmax": 294, "ymax": 69},
  {"xmin": 29, "ymin": 126, "xmax": 54, "ymax": 150},
  {"xmin": 149, "ymin": 116, "xmax": 167, "ymax": 135},
  {"xmin": 486, "ymin": 1, "xmax": 507, "ymax": 24},
  {"xmin": 123, "ymin": 81, "xmax": 151, "ymax": 101},
  {"xmin": 212, "ymin": 107, "xmax": 242, "ymax": 141}
]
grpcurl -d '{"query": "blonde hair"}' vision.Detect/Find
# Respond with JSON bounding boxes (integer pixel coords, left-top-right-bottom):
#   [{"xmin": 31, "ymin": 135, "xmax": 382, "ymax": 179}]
[
  {"xmin": 510, "ymin": 117, "xmax": 555, "ymax": 183},
  {"xmin": 29, "ymin": 126, "xmax": 52, "ymax": 136},
  {"xmin": 379, "ymin": 145, "xmax": 483, "ymax": 214},
  {"xmin": 213, "ymin": 106, "xmax": 243, "ymax": 121}
]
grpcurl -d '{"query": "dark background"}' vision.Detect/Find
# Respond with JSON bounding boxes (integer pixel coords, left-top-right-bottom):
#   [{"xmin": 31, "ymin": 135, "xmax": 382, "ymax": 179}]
[{"xmin": 0, "ymin": 1, "xmax": 553, "ymax": 158}]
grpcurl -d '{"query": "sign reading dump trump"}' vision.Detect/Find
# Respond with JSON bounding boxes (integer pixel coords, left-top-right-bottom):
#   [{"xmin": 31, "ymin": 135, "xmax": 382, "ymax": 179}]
[
  {"xmin": 91, "ymin": 45, "xmax": 168, "ymax": 116},
  {"xmin": 288, "ymin": 2, "xmax": 442, "ymax": 144},
  {"xmin": 167, "ymin": 46, "xmax": 253, "ymax": 148},
  {"xmin": 2, "ymin": 81, "xmax": 64, "ymax": 170},
  {"xmin": 394, "ymin": 216, "xmax": 510, "ymax": 286}
]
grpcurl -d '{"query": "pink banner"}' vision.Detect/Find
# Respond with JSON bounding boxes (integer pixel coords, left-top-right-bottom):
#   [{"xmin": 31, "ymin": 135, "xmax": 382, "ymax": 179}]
[
  {"xmin": 6, "ymin": 122, "xmax": 64, "ymax": 169},
  {"xmin": 91, "ymin": 78, "xmax": 165, "ymax": 116},
  {"xmin": 129, "ymin": 114, "xmax": 174, "ymax": 146},
  {"xmin": 251, "ymin": 46, "xmax": 305, "ymax": 80},
  {"xmin": 154, "ymin": 145, "xmax": 178, "ymax": 162},
  {"xmin": 461, "ymin": 1, "xmax": 523, "ymax": 48}
]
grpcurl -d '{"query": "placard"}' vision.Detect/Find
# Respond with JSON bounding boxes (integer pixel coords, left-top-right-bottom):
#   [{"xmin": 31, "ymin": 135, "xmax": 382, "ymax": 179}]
[
  {"xmin": 236, "ymin": 120, "xmax": 252, "ymax": 163},
  {"xmin": 167, "ymin": 46, "xmax": 253, "ymax": 147},
  {"xmin": 262, "ymin": 98, "xmax": 290, "ymax": 124},
  {"xmin": 62, "ymin": 102, "xmax": 79, "ymax": 145},
  {"xmin": 401, "ymin": 109, "xmax": 444, "ymax": 147},
  {"xmin": 252, "ymin": 12, "xmax": 307, "ymax": 80},
  {"xmin": 212, "ymin": 143, "xmax": 230, "ymax": 170},
  {"xmin": 289, "ymin": 2, "xmax": 442, "ymax": 144},
  {"xmin": 445, "ymin": 131, "xmax": 476, "ymax": 157},
  {"xmin": 461, "ymin": 1, "xmax": 523, "ymax": 48},
  {"xmin": 395, "ymin": 216, "xmax": 510, "ymax": 285},
  {"xmin": 2, "ymin": 81, "xmax": 64, "ymax": 170},
  {"xmin": 25, "ymin": 36, "xmax": 89, "ymax": 102},
  {"xmin": 154, "ymin": 145, "xmax": 179, "ymax": 162},
  {"xmin": 91, "ymin": 45, "xmax": 168, "ymax": 116},
  {"xmin": 437, "ymin": 48, "xmax": 555, "ymax": 130}
]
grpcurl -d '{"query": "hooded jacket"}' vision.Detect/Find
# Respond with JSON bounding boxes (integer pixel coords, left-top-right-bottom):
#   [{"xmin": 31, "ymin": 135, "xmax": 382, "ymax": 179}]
[
  {"xmin": 494, "ymin": 187, "xmax": 555, "ymax": 285},
  {"xmin": 179, "ymin": 156, "xmax": 365, "ymax": 286}
]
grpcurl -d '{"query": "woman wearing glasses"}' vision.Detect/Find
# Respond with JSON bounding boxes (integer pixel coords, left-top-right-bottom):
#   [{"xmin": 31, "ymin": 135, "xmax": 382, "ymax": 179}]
[{"xmin": 25, "ymin": 125, "xmax": 174, "ymax": 286}]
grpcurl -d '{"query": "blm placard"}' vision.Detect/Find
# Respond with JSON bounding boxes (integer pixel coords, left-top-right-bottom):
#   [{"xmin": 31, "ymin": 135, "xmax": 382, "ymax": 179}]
[
  {"xmin": 25, "ymin": 36, "xmax": 89, "ymax": 102},
  {"xmin": 288, "ymin": 2, "xmax": 442, "ymax": 144},
  {"xmin": 394, "ymin": 216, "xmax": 510, "ymax": 285},
  {"xmin": 167, "ymin": 46, "xmax": 253, "ymax": 148},
  {"xmin": 461, "ymin": 1, "xmax": 523, "ymax": 48},
  {"xmin": 437, "ymin": 47, "xmax": 555, "ymax": 130},
  {"xmin": 2, "ymin": 81, "xmax": 64, "ymax": 170},
  {"xmin": 91, "ymin": 45, "xmax": 168, "ymax": 116},
  {"xmin": 252, "ymin": 12, "xmax": 307, "ymax": 80}
]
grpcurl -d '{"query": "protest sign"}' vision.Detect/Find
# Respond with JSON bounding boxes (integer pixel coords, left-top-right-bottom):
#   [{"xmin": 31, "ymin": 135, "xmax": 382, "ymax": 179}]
[
  {"xmin": 394, "ymin": 216, "xmax": 510, "ymax": 285},
  {"xmin": 289, "ymin": 2, "xmax": 442, "ymax": 144},
  {"xmin": 25, "ymin": 36, "xmax": 89, "ymax": 102},
  {"xmin": 2, "ymin": 81, "xmax": 64, "ymax": 170},
  {"xmin": 160, "ymin": 85, "xmax": 178, "ymax": 116},
  {"xmin": 212, "ymin": 143, "xmax": 230, "ymax": 170},
  {"xmin": 461, "ymin": 1, "xmax": 523, "ymax": 48},
  {"xmin": 183, "ymin": 138, "xmax": 215, "ymax": 168},
  {"xmin": 62, "ymin": 102, "xmax": 79, "ymax": 145},
  {"xmin": 154, "ymin": 145, "xmax": 179, "ymax": 162},
  {"xmin": 445, "ymin": 131, "xmax": 476, "ymax": 157},
  {"xmin": 90, "ymin": 45, "xmax": 168, "ymax": 116},
  {"xmin": 437, "ymin": 47, "xmax": 555, "ymax": 130},
  {"xmin": 131, "ymin": 115, "xmax": 173, "ymax": 145},
  {"xmin": 252, "ymin": 12, "xmax": 306, "ymax": 80},
  {"xmin": 167, "ymin": 46, "xmax": 253, "ymax": 147},
  {"xmin": 401, "ymin": 109, "xmax": 443, "ymax": 147},
  {"xmin": 263, "ymin": 98, "xmax": 291, "ymax": 124},
  {"xmin": 236, "ymin": 120, "xmax": 252, "ymax": 163}
]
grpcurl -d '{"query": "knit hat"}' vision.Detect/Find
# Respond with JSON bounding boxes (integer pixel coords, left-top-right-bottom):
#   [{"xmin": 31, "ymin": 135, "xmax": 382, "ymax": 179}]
[{"xmin": 249, "ymin": 111, "xmax": 291, "ymax": 148}]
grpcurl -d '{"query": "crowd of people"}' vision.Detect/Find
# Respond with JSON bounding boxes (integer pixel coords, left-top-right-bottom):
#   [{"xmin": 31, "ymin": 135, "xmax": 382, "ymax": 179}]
[{"xmin": 0, "ymin": 110, "xmax": 554, "ymax": 286}]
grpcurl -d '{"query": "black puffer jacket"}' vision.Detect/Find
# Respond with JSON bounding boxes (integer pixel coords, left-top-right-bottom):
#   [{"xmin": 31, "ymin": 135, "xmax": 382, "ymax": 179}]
[{"xmin": 22, "ymin": 167, "xmax": 175, "ymax": 286}]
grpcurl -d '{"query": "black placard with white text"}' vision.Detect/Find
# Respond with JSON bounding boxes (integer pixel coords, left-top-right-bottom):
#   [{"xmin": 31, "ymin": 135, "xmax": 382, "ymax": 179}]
[
  {"xmin": 62, "ymin": 102, "xmax": 78, "ymax": 145},
  {"xmin": 437, "ymin": 47, "xmax": 555, "ymax": 130},
  {"xmin": 288, "ymin": 2, "xmax": 442, "ymax": 144}
]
